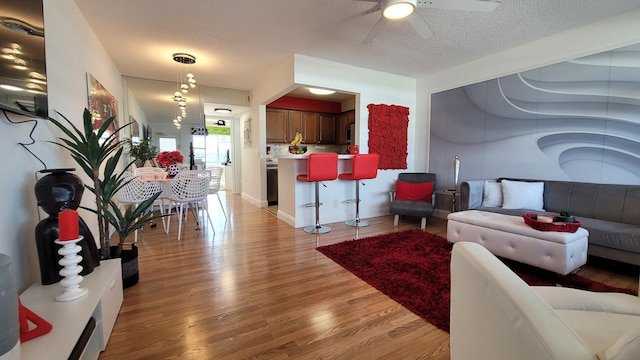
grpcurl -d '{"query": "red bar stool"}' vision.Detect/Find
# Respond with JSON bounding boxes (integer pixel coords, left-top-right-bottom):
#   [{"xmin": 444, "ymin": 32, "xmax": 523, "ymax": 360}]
[
  {"xmin": 297, "ymin": 153, "xmax": 338, "ymax": 234},
  {"xmin": 339, "ymin": 153, "xmax": 379, "ymax": 227}
]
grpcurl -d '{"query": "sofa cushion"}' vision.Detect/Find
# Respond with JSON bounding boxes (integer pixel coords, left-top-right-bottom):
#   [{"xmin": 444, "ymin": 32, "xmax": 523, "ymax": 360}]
[
  {"xmin": 501, "ymin": 180, "xmax": 544, "ymax": 210},
  {"xmin": 395, "ymin": 180, "xmax": 433, "ymax": 201},
  {"xmin": 555, "ymin": 309, "xmax": 640, "ymax": 356},
  {"xmin": 544, "ymin": 181, "xmax": 640, "ymax": 226},
  {"xmin": 389, "ymin": 200, "xmax": 434, "ymax": 218},
  {"xmin": 533, "ymin": 286, "xmax": 640, "ymax": 315},
  {"xmin": 482, "ymin": 181, "xmax": 502, "ymax": 207},
  {"xmin": 577, "ymin": 217, "xmax": 640, "ymax": 254},
  {"xmin": 597, "ymin": 327, "xmax": 640, "ymax": 360}
]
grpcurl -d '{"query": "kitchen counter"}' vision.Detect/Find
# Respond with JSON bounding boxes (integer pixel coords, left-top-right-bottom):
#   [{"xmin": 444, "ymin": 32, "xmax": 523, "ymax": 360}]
[
  {"xmin": 276, "ymin": 154, "xmax": 358, "ymax": 228},
  {"xmin": 275, "ymin": 154, "xmax": 355, "ymax": 160}
]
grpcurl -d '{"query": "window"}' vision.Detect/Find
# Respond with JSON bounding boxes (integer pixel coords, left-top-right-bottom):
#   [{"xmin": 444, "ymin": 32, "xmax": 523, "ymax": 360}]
[
  {"xmin": 194, "ymin": 126, "xmax": 231, "ymax": 168},
  {"xmin": 158, "ymin": 137, "xmax": 177, "ymax": 153}
]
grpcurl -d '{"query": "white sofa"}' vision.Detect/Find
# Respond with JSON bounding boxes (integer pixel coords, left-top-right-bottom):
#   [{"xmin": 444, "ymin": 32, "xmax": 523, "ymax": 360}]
[{"xmin": 450, "ymin": 242, "xmax": 640, "ymax": 360}]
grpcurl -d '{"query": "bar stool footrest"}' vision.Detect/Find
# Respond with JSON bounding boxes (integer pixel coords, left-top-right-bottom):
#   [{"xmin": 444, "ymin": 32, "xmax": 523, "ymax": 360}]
[
  {"xmin": 304, "ymin": 225, "xmax": 331, "ymax": 234},
  {"xmin": 345, "ymin": 219, "xmax": 369, "ymax": 227}
]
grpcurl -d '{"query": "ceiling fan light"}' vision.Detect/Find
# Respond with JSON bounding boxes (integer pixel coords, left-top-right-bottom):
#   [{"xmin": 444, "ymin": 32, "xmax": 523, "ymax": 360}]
[{"xmin": 382, "ymin": 0, "xmax": 416, "ymax": 20}]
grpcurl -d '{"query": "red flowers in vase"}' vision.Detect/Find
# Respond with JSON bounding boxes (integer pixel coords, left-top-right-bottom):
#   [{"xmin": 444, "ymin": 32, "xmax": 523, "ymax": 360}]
[{"xmin": 156, "ymin": 151, "xmax": 184, "ymax": 167}]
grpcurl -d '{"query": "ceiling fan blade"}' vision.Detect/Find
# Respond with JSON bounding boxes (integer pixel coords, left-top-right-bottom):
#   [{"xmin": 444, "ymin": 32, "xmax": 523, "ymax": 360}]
[
  {"xmin": 322, "ymin": 3, "xmax": 381, "ymax": 29},
  {"xmin": 363, "ymin": 16, "xmax": 387, "ymax": 44},
  {"xmin": 406, "ymin": 13, "xmax": 434, "ymax": 39},
  {"xmin": 417, "ymin": 0, "xmax": 501, "ymax": 12}
]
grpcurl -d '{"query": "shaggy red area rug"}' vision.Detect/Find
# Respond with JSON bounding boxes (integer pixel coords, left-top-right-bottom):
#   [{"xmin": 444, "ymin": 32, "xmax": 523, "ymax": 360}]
[{"xmin": 316, "ymin": 229, "xmax": 637, "ymax": 332}]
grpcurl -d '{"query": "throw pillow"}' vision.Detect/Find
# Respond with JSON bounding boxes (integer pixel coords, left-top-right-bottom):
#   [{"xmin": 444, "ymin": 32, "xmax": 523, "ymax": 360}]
[
  {"xmin": 482, "ymin": 181, "xmax": 502, "ymax": 207},
  {"xmin": 501, "ymin": 180, "xmax": 544, "ymax": 210},
  {"xmin": 395, "ymin": 181, "xmax": 434, "ymax": 201}
]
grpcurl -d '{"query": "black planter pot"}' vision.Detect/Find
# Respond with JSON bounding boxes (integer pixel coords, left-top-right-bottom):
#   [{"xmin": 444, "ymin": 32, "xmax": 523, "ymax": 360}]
[{"xmin": 110, "ymin": 244, "xmax": 139, "ymax": 289}]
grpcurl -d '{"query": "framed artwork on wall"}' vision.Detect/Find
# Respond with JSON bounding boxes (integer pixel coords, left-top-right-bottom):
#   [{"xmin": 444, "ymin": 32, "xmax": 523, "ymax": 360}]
[
  {"xmin": 129, "ymin": 115, "xmax": 140, "ymax": 143},
  {"xmin": 244, "ymin": 118, "xmax": 252, "ymax": 148},
  {"xmin": 87, "ymin": 73, "xmax": 119, "ymax": 140}
]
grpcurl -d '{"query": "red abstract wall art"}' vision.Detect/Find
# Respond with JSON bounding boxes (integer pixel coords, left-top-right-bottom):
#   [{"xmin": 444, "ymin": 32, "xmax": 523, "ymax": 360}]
[{"xmin": 367, "ymin": 104, "xmax": 409, "ymax": 169}]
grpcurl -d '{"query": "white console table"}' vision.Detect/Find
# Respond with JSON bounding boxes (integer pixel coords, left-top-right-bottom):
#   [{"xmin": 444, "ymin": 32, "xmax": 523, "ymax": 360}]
[{"xmin": 19, "ymin": 259, "xmax": 123, "ymax": 360}]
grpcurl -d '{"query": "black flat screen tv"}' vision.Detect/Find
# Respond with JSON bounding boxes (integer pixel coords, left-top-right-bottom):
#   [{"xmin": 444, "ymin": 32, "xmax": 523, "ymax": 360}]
[{"xmin": 0, "ymin": 0, "xmax": 47, "ymax": 118}]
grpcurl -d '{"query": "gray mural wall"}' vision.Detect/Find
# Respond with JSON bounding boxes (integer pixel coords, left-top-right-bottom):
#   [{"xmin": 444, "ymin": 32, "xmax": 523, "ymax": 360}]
[{"xmin": 430, "ymin": 43, "xmax": 640, "ymax": 189}]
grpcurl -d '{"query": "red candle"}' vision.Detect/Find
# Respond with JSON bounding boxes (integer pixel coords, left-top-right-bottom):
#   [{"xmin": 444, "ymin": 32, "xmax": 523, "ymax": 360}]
[{"xmin": 58, "ymin": 209, "xmax": 79, "ymax": 241}]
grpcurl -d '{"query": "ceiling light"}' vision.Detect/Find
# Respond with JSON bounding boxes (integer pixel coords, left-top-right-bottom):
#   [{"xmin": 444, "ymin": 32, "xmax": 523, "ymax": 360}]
[
  {"xmin": 214, "ymin": 108, "xmax": 232, "ymax": 114},
  {"xmin": 382, "ymin": 0, "xmax": 416, "ymax": 20},
  {"xmin": 308, "ymin": 88, "xmax": 336, "ymax": 95},
  {"xmin": 29, "ymin": 71, "xmax": 46, "ymax": 81},
  {"xmin": 26, "ymin": 83, "xmax": 43, "ymax": 91},
  {"xmin": 0, "ymin": 84, "xmax": 23, "ymax": 91}
]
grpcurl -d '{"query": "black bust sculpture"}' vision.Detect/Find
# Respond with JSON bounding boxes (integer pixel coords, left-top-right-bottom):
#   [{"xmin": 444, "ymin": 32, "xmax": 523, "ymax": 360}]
[{"xmin": 34, "ymin": 169, "xmax": 100, "ymax": 285}]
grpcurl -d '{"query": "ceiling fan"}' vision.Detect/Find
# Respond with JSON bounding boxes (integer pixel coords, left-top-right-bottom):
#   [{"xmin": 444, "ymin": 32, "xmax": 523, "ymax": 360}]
[{"xmin": 344, "ymin": 0, "xmax": 502, "ymax": 44}]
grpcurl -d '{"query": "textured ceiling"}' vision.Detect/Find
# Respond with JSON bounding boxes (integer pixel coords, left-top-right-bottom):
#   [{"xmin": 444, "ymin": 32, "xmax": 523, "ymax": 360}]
[{"xmin": 72, "ymin": 0, "xmax": 640, "ymax": 124}]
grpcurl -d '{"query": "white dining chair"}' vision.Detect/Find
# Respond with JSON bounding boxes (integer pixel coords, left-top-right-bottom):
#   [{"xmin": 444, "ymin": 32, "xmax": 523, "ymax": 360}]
[
  {"xmin": 209, "ymin": 166, "xmax": 227, "ymax": 219},
  {"xmin": 164, "ymin": 170, "xmax": 215, "ymax": 241},
  {"xmin": 115, "ymin": 171, "xmax": 165, "ymax": 242},
  {"xmin": 133, "ymin": 167, "xmax": 171, "ymax": 232}
]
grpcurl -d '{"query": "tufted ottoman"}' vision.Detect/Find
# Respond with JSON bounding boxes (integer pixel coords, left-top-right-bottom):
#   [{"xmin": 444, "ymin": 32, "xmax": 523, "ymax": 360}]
[{"xmin": 447, "ymin": 210, "xmax": 589, "ymax": 275}]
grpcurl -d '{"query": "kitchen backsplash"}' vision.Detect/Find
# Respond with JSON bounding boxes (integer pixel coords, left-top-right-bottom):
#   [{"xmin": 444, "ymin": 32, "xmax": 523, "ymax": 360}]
[{"xmin": 266, "ymin": 143, "xmax": 347, "ymax": 155}]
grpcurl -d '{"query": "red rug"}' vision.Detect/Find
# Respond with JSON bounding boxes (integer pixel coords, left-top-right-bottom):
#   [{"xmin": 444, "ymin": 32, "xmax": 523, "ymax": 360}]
[{"xmin": 316, "ymin": 229, "xmax": 637, "ymax": 332}]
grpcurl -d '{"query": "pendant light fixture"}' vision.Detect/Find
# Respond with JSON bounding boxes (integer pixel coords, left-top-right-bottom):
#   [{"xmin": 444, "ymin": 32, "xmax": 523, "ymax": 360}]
[{"xmin": 171, "ymin": 53, "xmax": 197, "ymax": 129}]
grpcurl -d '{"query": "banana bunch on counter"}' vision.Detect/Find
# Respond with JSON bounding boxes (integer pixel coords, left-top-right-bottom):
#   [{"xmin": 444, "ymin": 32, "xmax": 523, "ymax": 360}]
[{"xmin": 290, "ymin": 132, "xmax": 303, "ymax": 146}]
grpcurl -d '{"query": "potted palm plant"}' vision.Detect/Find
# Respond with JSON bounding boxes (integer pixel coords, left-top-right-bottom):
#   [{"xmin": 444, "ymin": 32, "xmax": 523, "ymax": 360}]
[
  {"xmin": 127, "ymin": 138, "xmax": 158, "ymax": 167},
  {"xmin": 47, "ymin": 108, "xmax": 164, "ymax": 262}
]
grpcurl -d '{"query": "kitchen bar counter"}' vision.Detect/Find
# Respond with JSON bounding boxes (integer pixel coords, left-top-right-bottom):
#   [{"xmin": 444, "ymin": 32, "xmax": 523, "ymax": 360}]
[{"xmin": 277, "ymin": 154, "xmax": 356, "ymax": 228}]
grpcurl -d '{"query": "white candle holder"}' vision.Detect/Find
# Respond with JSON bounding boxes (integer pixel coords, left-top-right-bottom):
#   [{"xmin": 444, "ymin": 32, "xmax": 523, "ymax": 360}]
[{"xmin": 54, "ymin": 236, "xmax": 88, "ymax": 302}]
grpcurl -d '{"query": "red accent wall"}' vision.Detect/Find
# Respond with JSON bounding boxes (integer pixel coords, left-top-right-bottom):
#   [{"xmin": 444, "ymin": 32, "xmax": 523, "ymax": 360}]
[{"xmin": 268, "ymin": 96, "xmax": 342, "ymax": 113}]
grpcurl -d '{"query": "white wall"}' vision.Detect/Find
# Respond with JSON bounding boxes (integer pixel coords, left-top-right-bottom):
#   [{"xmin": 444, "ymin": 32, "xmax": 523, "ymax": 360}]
[
  {"xmin": 0, "ymin": 0, "xmax": 124, "ymax": 290},
  {"xmin": 243, "ymin": 55, "xmax": 295, "ymax": 206}
]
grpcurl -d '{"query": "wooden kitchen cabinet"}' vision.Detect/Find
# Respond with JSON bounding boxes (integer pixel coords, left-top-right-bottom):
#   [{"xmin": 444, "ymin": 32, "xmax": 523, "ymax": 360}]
[
  {"xmin": 319, "ymin": 113, "xmax": 335, "ymax": 144},
  {"xmin": 266, "ymin": 108, "xmax": 288, "ymax": 143},
  {"xmin": 302, "ymin": 112, "xmax": 319, "ymax": 144},
  {"xmin": 267, "ymin": 107, "xmax": 339, "ymax": 144},
  {"xmin": 288, "ymin": 110, "xmax": 302, "ymax": 142},
  {"xmin": 289, "ymin": 110, "xmax": 318, "ymax": 144}
]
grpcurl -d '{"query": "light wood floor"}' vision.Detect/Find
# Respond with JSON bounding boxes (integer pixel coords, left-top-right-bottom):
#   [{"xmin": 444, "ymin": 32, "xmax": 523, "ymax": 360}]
[{"xmin": 100, "ymin": 192, "xmax": 639, "ymax": 359}]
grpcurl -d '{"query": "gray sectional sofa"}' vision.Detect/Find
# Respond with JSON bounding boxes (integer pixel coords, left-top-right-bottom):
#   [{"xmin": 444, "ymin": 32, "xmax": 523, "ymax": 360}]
[{"xmin": 460, "ymin": 178, "xmax": 640, "ymax": 266}]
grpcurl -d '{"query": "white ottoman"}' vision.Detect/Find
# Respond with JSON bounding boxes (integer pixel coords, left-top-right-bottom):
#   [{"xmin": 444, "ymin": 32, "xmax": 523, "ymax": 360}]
[{"xmin": 447, "ymin": 210, "xmax": 589, "ymax": 275}]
